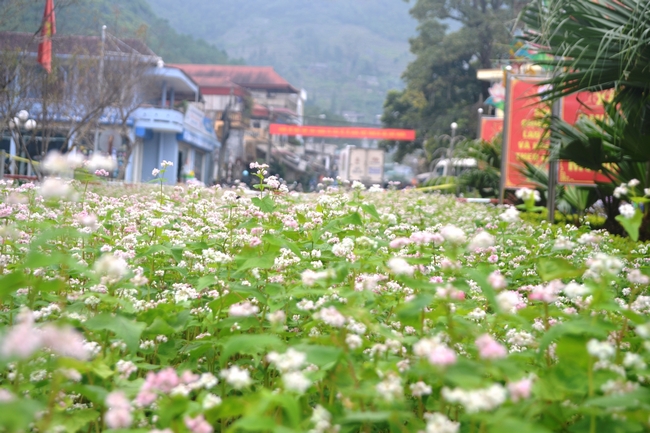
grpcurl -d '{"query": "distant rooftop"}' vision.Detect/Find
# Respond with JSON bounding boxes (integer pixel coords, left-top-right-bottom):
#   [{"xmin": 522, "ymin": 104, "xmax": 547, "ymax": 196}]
[
  {"xmin": 172, "ymin": 64, "xmax": 298, "ymax": 94},
  {"xmin": 0, "ymin": 31, "xmax": 157, "ymax": 58}
]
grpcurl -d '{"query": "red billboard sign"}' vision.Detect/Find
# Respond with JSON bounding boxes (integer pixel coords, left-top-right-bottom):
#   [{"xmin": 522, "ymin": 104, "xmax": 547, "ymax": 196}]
[
  {"xmin": 480, "ymin": 117, "xmax": 503, "ymax": 142},
  {"xmin": 503, "ymin": 77, "xmax": 549, "ymax": 188},
  {"xmin": 269, "ymin": 124, "xmax": 416, "ymax": 140},
  {"xmin": 558, "ymin": 90, "xmax": 615, "ymax": 185}
]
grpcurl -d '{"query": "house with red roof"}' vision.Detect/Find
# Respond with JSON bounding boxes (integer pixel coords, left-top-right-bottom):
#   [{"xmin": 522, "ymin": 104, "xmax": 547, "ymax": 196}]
[{"xmin": 172, "ymin": 64, "xmax": 306, "ymax": 182}]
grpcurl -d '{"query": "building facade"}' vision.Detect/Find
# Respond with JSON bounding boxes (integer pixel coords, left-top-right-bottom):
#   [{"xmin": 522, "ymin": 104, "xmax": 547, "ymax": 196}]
[
  {"xmin": 172, "ymin": 64, "xmax": 306, "ymax": 181},
  {"xmin": 0, "ymin": 32, "xmax": 220, "ymax": 185}
]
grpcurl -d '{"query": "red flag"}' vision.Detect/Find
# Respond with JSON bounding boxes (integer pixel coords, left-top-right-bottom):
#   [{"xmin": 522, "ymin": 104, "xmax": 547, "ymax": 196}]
[{"xmin": 37, "ymin": 0, "xmax": 56, "ymax": 74}]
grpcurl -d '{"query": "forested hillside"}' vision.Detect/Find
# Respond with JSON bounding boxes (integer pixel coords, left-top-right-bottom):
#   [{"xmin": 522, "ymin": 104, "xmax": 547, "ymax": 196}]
[
  {"xmin": 0, "ymin": 0, "xmax": 236, "ymax": 64},
  {"xmin": 146, "ymin": 0, "xmax": 417, "ymax": 123}
]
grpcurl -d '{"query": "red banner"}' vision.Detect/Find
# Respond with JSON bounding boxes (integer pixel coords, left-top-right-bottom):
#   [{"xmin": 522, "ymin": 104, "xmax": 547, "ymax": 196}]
[
  {"xmin": 269, "ymin": 124, "xmax": 416, "ymax": 140},
  {"xmin": 557, "ymin": 90, "xmax": 615, "ymax": 185},
  {"xmin": 480, "ymin": 117, "xmax": 503, "ymax": 142},
  {"xmin": 504, "ymin": 77, "xmax": 549, "ymax": 188},
  {"xmin": 37, "ymin": 0, "xmax": 56, "ymax": 74}
]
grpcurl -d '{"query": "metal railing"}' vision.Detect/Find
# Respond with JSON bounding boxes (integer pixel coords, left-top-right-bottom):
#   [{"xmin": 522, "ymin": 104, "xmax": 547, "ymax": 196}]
[{"xmin": 0, "ymin": 150, "xmax": 40, "ymax": 181}]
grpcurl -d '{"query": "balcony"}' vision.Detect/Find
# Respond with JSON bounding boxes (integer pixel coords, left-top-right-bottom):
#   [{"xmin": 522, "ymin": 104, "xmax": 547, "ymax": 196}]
[{"xmin": 132, "ymin": 107, "xmax": 184, "ymax": 133}]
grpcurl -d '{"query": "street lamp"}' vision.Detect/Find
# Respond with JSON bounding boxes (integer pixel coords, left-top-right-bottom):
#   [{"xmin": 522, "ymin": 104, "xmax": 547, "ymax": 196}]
[
  {"xmin": 4, "ymin": 110, "xmax": 39, "ymax": 179},
  {"xmin": 448, "ymin": 122, "xmax": 459, "ymax": 168},
  {"xmin": 426, "ymin": 122, "xmax": 466, "ymax": 181}
]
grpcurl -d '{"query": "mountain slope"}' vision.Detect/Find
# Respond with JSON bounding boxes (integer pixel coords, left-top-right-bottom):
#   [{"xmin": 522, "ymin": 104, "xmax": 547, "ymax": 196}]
[
  {"xmin": 0, "ymin": 0, "xmax": 235, "ymax": 64},
  {"xmin": 146, "ymin": 0, "xmax": 417, "ymax": 122}
]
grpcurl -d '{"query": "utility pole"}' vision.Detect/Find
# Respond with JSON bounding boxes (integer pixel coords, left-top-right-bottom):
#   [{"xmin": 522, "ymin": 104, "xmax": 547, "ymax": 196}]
[
  {"xmin": 448, "ymin": 122, "xmax": 458, "ymax": 176},
  {"xmin": 547, "ymin": 98, "xmax": 561, "ymax": 223},
  {"xmin": 266, "ymin": 107, "xmax": 274, "ymax": 165},
  {"xmin": 216, "ymin": 86, "xmax": 233, "ymax": 183},
  {"xmin": 94, "ymin": 25, "xmax": 106, "ymax": 152}
]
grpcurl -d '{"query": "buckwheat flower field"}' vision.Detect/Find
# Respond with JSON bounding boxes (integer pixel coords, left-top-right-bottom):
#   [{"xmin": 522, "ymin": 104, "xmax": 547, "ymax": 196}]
[{"xmin": 1, "ymin": 167, "xmax": 649, "ymax": 433}]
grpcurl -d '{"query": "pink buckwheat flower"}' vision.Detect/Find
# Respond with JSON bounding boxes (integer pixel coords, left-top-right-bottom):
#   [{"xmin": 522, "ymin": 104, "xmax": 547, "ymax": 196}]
[
  {"xmin": 428, "ymin": 345, "xmax": 458, "ymax": 366},
  {"xmin": 528, "ymin": 280, "xmax": 562, "ymax": 303},
  {"xmin": 181, "ymin": 370, "xmax": 200, "ymax": 384},
  {"xmin": 487, "ymin": 270, "xmax": 507, "ymax": 290},
  {"xmin": 134, "ymin": 389, "xmax": 157, "ymax": 407},
  {"xmin": 389, "ymin": 237, "xmax": 412, "ymax": 249},
  {"xmin": 435, "ymin": 285, "xmax": 465, "ymax": 301},
  {"xmin": 105, "ymin": 391, "xmax": 132, "ymax": 429},
  {"xmin": 185, "ymin": 415, "xmax": 214, "ymax": 433},
  {"xmin": 105, "ymin": 407, "xmax": 132, "ymax": 429},
  {"xmin": 475, "ymin": 334, "xmax": 507, "ymax": 360},
  {"xmin": 41, "ymin": 325, "xmax": 89, "ymax": 361},
  {"xmin": 228, "ymin": 301, "xmax": 260, "ymax": 317},
  {"xmin": 151, "ymin": 368, "xmax": 180, "ymax": 393},
  {"xmin": 0, "ymin": 310, "xmax": 42, "ymax": 359},
  {"xmin": 508, "ymin": 377, "xmax": 533, "ymax": 402}
]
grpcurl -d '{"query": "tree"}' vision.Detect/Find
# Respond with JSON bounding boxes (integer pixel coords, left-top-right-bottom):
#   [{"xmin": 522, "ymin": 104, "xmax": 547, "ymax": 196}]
[
  {"xmin": 101, "ymin": 51, "xmax": 158, "ymax": 180},
  {"xmin": 1, "ymin": 31, "xmax": 158, "ymax": 180},
  {"xmin": 1, "ymin": 41, "xmax": 43, "ymax": 176},
  {"xmin": 381, "ymin": 0, "xmax": 529, "ymax": 162}
]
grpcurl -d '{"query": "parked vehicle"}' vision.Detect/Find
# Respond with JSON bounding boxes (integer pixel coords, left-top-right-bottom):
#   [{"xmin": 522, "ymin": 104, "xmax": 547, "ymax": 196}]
[
  {"xmin": 383, "ymin": 163, "xmax": 417, "ymax": 188},
  {"xmin": 417, "ymin": 158, "xmax": 477, "ymax": 184},
  {"xmin": 338, "ymin": 146, "xmax": 385, "ymax": 185}
]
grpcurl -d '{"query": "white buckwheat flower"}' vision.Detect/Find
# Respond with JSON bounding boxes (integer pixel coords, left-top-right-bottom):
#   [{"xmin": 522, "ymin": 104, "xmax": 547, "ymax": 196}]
[
  {"xmin": 499, "ymin": 206, "xmax": 519, "ymax": 223},
  {"xmin": 282, "ymin": 371, "xmax": 311, "ymax": 394},
  {"xmin": 410, "ymin": 381, "xmax": 432, "ymax": 397},
  {"xmin": 314, "ymin": 306, "xmax": 346, "ymax": 327},
  {"xmin": 618, "ymin": 203, "xmax": 635, "ymax": 218},
  {"xmin": 266, "ymin": 348, "xmax": 307, "ymax": 372},
  {"xmin": 387, "ymin": 257, "xmax": 414, "ymax": 276},
  {"xmin": 219, "ymin": 366, "xmax": 252, "ymax": 389},
  {"xmin": 440, "ymin": 225, "xmax": 466, "ymax": 244},
  {"xmin": 586, "ymin": 339, "xmax": 615, "ymax": 360},
  {"xmin": 468, "ymin": 230, "xmax": 495, "ymax": 250},
  {"xmin": 423, "ymin": 412, "xmax": 459, "ymax": 433}
]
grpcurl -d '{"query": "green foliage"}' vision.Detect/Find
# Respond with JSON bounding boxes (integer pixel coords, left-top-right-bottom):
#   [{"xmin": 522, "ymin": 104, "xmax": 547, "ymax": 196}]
[
  {"xmin": 616, "ymin": 209, "xmax": 644, "ymax": 242},
  {"xmin": 457, "ymin": 137, "xmax": 502, "ymax": 198},
  {"xmin": 381, "ymin": 0, "xmax": 528, "ymax": 162},
  {"xmin": 523, "ymin": 0, "xmax": 650, "ymax": 230},
  {"xmin": 2, "ymin": 162, "xmax": 650, "ymax": 432}
]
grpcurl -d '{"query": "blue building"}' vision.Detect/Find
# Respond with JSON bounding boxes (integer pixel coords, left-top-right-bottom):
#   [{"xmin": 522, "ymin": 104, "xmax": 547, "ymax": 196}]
[
  {"xmin": 0, "ymin": 31, "xmax": 220, "ymax": 185},
  {"xmin": 125, "ymin": 66, "xmax": 219, "ymax": 185}
]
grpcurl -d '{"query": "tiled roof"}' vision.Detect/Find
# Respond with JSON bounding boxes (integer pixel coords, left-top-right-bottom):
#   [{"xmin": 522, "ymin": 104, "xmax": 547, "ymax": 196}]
[
  {"xmin": 0, "ymin": 31, "xmax": 157, "ymax": 58},
  {"xmin": 172, "ymin": 64, "xmax": 298, "ymax": 93},
  {"xmin": 252, "ymin": 104, "xmax": 270, "ymax": 118},
  {"xmin": 251, "ymin": 105, "xmax": 298, "ymax": 119}
]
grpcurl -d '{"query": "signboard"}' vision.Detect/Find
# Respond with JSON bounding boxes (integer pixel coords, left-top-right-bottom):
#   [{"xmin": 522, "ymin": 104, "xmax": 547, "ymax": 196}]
[
  {"xmin": 184, "ymin": 105, "xmax": 216, "ymax": 137},
  {"xmin": 213, "ymin": 111, "xmax": 246, "ymax": 129},
  {"xmin": 503, "ymin": 77, "xmax": 549, "ymax": 188},
  {"xmin": 269, "ymin": 124, "xmax": 415, "ymax": 140},
  {"xmin": 480, "ymin": 117, "xmax": 503, "ymax": 142},
  {"xmin": 557, "ymin": 90, "xmax": 615, "ymax": 185}
]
